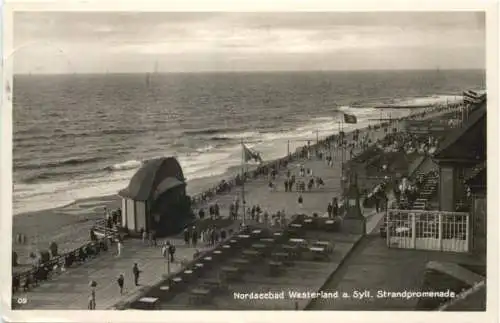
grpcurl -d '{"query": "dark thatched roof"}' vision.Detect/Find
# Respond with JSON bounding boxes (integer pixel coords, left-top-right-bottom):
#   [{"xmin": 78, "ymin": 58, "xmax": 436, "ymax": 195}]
[{"xmin": 118, "ymin": 157, "xmax": 185, "ymax": 201}]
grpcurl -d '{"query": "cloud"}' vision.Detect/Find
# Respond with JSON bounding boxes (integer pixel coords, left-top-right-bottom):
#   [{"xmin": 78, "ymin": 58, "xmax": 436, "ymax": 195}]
[{"xmin": 13, "ymin": 12, "xmax": 486, "ymax": 73}]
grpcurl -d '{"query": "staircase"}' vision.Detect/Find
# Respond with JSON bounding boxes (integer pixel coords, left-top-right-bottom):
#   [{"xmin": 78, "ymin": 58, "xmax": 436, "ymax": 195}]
[{"xmin": 412, "ymin": 171, "xmax": 439, "ymax": 210}]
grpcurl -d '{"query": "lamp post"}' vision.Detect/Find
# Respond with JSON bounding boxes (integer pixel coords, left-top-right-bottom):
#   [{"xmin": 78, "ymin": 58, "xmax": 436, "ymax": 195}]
[{"xmin": 167, "ymin": 253, "xmax": 171, "ymax": 275}]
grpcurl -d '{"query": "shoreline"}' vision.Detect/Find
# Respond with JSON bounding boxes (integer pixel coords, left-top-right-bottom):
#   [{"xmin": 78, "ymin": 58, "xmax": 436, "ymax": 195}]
[
  {"xmin": 13, "ymin": 99, "xmax": 460, "ymax": 219},
  {"xmin": 12, "ymin": 104, "xmax": 451, "ymax": 225}
]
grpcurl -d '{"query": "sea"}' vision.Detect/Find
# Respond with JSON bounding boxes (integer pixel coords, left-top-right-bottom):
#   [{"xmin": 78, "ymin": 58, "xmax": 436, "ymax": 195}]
[{"xmin": 13, "ymin": 69, "xmax": 485, "ymax": 215}]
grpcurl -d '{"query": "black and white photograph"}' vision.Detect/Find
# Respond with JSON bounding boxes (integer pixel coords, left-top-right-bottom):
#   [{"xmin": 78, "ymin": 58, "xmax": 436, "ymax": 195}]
[{"xmin": 2, "ymin": 2, "xmax": 496, "ymax": 320}]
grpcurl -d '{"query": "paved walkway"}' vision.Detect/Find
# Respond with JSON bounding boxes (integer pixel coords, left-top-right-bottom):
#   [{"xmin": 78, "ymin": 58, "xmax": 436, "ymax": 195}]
[
  {"xmin": 13, "ymin": 237, "xmax": 220, "ymax": 310},
  {"xmin": 307, "ymin": 228, "xmax": 482, "ymax": 311}
]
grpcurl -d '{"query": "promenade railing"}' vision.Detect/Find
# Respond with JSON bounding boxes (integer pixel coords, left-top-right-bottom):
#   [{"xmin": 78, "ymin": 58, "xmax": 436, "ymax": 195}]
[{"xmin": 12, "ymin": 225, "xmax": 120, "ymax": 294}]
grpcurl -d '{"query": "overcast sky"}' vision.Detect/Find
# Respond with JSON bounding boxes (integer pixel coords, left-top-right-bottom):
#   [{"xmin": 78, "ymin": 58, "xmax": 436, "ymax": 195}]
[{"xmin": 13, "ymin": 12, "xmax": 485, "ymax": 74}]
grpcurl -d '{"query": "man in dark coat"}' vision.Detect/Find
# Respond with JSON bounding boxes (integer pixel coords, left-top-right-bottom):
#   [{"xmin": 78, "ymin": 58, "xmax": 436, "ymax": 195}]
[
  {"xmin": 183, "ymin": 228, "xmax": 190, "ymax": 246},
  {"xmin": 132, "ymin": 263, "xmax": 141, "ymax": 286},
  {"xmin": 117, "ymin": 274, "xmax": 124, "ymax": 295},
  {"xmin": 327, "ymin": 203, "xmax": 333, "ymax": 218}
]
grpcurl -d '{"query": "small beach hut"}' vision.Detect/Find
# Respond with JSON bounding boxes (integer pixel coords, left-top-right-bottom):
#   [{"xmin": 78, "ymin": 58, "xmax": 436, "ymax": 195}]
[{"xmin": 118, "ymin": 157, "xmax": 193, "ymax": 237}]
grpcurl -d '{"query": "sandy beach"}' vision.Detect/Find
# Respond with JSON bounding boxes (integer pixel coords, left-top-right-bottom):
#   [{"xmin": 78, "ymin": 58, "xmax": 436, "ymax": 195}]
[{"xmin": 12, "ymin": 106, "xmax": 453, "ymax": 268}]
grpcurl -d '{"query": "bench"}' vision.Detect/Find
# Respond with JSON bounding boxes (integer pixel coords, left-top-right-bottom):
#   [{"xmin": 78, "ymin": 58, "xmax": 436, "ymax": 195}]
[
  {"xmin": 281, "ymin": 244, "xmax": 300, "ymax": 259},
  {"xmin": 271, "ymin": 251, "xmax": 293, "ymax": 265},
  {"xmin": 169, "ymin": 276, "xmax": 185, "ymax": 292},
  {"xmin": 303, "ymin": 218, "xmax": 316, "ymax": 229},
  {"xmin": 202, "ymin": 278, "xmax": 225, "ymax": 289},
  {"xmin": 260, "ymin": 238, "xmax": 275, "ymax": 244},
  {"xmin": 309, "ymin": 247, "xmax": 329, "ymax": 261},
  {"xmin": 324, "ymin": 219, "xmax": 340, "ymax": 232},
  {"xmin": 231, "ymin": 258, "xmax": 251, "ymax": 269},
  {"xmin": 189, "ymin": 287, "xmax": 212, "ymax": 305},
  {"xmin": 251, "ymin": 229, "xmax": 263, "ymax": 235},
  {"xmin": 268, "ymin": 260, "xmax": 285, "ymax": 276},
  {"xmin": 312, "ymin": 241, "xmax": 334, "ymax": 253},
  {"xmin": 134, "ymin": 297, "xmax": 159, "ymax": 310},
  {"xmin": 251, "ymin": 243, "xmax": 268, "ymax": 251},
  {"xmin": 182, "ymin": 269, "xmax": 195, "ymax": 282},
  {"xmin": 288, "ymin": 238, "xmax": 308, "ymax": 250},
  {"xmin": 155, "ymin": 285, "xmax": 176, "ymax": 301},
  {"xmin": 220, "ymin": 266, "xmax": 242, "ymax": 282},
  {"xmin": 242, "ymin": 249, "xmax": 261, "ymax": 259},
  {"xmin": 288, "ymin": 224, "xmax": 304, "ymax": 237},
  {"xmin": 212, "ymin": 250, "xmax": 224, "ymax": 259}
]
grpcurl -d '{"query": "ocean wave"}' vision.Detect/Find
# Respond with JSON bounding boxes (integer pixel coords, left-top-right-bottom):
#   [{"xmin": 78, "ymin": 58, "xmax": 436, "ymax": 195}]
[
  {"xmin": 15, "ymin": 156, "xmax": 106, "ymax": 170},
  {"xmin": 21, "ymin": 170, "xmax": 82, "ymax": 183},
  {"xmin": 195, "ymin": 144, "xmax": 215, "ymax": 153},
  {"xmin": 208, "ymin": 137, "xmax": 232, "ymax": 141},
  {"xmin": 14, "ymin": 128, "xmax": 146, "ymax": 142},
  {"xmin": 105, "ymin": 159, "xmax": 143, "ymax": 171},
  {"xmin": 100, "ymin": 128, "xmax": 145, "ymax": 136},
  {"xmin": 209, "ymin": 131, "xmax": 260, "ymax": 141},
  {"xmin": 183, "ymin": 127, "xmax": 242, "ymax": 136}
]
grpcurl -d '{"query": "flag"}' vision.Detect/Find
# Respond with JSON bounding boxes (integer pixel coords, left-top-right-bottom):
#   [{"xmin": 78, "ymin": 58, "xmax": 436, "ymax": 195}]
[
  {"xmin": 343, "ymin": 113, "xmax": 357, "ymax": 124},
  {"xmin": 242, "ymin": 144, "xmax": 262, "ymax": 163},
  {"xmin": 463, "ymin": 90, "xmax": 486, "ymax": 105}
]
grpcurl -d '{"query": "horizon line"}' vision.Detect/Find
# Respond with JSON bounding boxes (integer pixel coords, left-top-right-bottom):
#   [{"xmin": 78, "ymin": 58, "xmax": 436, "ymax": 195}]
[{"xmin": 13, "ymin": 67, "xmax": 486, "ymax": 76}]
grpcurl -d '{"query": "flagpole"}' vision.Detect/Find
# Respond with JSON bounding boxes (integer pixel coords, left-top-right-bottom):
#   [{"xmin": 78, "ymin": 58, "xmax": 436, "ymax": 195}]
[
  {"xmin": 341, "ymin": 119, "xmax": 344, "ymax": 173},
  {"xmin": 240, "ymin": 139, "xmax": 246, "ymax": 226}
]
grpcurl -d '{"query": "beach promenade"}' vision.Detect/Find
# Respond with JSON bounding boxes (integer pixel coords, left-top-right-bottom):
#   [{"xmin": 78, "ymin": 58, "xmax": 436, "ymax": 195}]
[
  {"xmin": 11, "ymin": 106, "xmax": 457, "ymax": 310},
  {"xmin": 14, "ymin": 237, "xmax": 220, "ymax": 309},
  {"xmin": 12, "ymin": 105, "xmax": 453, "ymax": 268},
  {"xmin": 12, "ymin": 130, "xmax": 378, "ymax": 310}
]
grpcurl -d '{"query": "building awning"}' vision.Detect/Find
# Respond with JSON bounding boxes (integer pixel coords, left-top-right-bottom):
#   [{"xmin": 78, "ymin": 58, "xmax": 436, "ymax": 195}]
[{"xmin": 433, "ymin": 103, "xmax": 486, "ymax": 163}]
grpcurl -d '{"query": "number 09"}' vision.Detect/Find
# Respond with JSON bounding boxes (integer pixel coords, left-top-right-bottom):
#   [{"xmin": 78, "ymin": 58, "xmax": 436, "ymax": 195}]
[{"xmin": 16, "ymin": 297, "xmax": 27, "ymax": 304}]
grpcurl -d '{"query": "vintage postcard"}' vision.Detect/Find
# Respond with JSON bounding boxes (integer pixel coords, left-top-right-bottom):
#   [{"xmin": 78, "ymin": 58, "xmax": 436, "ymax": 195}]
[{"xmin": 1, "ymin": 0, "xmax": 498, "ymax": 322}]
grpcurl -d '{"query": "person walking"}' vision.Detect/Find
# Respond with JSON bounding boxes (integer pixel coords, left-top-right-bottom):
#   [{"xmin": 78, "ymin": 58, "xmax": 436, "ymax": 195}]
[
  {"xmin": 117, "ymin": 274, "xmax": 124, "ymax": 295},
  {"xmin": 327, "ymin": 203, "xmax": 333, "ymax": 218},
  {"xmin": 332, "ymin": 198, "xmax": 339, "ymax": 218},
  {"xmin": 214, "ymin": 203, "xmax": 220, "ymax": 218},
  {"xmin": 89, "ymin": 280, "xmax": 97, "ymax": 310},
  {"xmin": 298, "ymin": 195, "xmax": 304, "ymax": 209},
  {"xmin": 151, "ymin": 230, "xmax": 157, "ymax": 247},
  {"xmin": 168, "ymin": 243, "xmax": 176, "ymax": 263},
  {"xmin": 191, "ymin": 227, "xmax": 198, "ymax": 247},
  {"xmin": 132, "ymin": 263, "xmax": 141, "ymax": 286},
  {"xmin": 161, "ymin": 243, "xmax": 168, "ymax": 259},
  {"xmin": 148, "ymin": 231, "xmax": 153, "ymax": 247},
  {"xmin": 183, "ymin": 228, "xmax": 190, "ymax": 246},
  {"xmin": 117, "ymin": 239, "xmax": 123, "ymax": 257}
]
